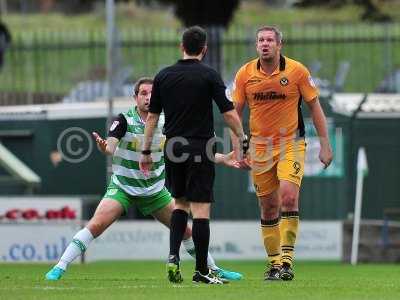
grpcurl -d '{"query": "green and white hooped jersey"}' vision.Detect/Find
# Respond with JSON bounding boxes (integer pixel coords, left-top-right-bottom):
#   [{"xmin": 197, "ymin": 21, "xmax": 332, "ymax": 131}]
[{"xmin": 111, "ymin": 107, "xmax": 166, "ymax": 197}]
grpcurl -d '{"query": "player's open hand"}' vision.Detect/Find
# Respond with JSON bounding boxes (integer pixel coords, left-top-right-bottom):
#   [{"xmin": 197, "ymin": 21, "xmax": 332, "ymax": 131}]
[
  {"xmin": 92, "ymin": 132, "xmax": 107, "ymax": 153},
  {"xmin": 237, "ymin": 157, "xmax": 251, "ymax": 170},
  {"xmin": 215, "ymin": 152, "xmax": 239, "ymax": 169},
  {"xmin": 139, "ymin": 154, "xmax": 153, "ymax": 177},
  {"xmin": 233, "ymin": 149, "xmax": 251, "ymax": 170}
]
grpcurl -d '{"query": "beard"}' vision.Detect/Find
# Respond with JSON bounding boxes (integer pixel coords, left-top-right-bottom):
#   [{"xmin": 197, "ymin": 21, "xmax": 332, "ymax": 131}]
[
  {"xmin": 260, "ymin": 52, "xmax": 276, "ymax": 63},
  {"xmin": 138, "ymin": 104, "xmax": 149, "ymax": 112}
]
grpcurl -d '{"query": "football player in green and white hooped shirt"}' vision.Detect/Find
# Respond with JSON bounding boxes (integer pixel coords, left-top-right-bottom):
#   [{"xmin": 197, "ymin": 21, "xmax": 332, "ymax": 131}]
[{"xmin": 45, "ymin": 77, "xmax": 243, "ymax": 281}]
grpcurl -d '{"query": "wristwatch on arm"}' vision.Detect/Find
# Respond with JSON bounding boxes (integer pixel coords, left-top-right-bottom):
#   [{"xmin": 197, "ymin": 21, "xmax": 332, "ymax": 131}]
[
  {"xmin": 240, "ymin": 134, "xmax": 249, "ymax": 154},
  {"xmin": 141, "ymin": 150, "xmax": 151, "ymax": 155}
]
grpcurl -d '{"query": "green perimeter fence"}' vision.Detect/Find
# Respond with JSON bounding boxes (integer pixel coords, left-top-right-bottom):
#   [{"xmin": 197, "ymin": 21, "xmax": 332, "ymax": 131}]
[{"xmin": 1, "ymin": 23, "xmax": 400, "ymax": 105}]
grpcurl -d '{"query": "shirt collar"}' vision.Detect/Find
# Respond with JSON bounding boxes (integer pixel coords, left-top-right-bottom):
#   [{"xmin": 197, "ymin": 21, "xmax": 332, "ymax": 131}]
[
  {"xmin": 178, "ymin": 58, "xmax": 201, "ymax": 63},
  {"xmin": 256, "ymin": 55, "xmax": 286, "ymax": 75}
]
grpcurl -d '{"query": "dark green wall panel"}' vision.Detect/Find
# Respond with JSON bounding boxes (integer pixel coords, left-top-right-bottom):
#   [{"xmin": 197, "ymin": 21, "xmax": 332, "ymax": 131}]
[{"xmin": 1, "ymin": 112, "xmax": 398, "ymax": 220}]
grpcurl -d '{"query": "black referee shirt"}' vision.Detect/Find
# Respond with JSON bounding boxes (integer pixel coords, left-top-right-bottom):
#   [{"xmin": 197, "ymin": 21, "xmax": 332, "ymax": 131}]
[{"xmin": 149, "ymin": 59, "xmax": 234, "ymax": 139}]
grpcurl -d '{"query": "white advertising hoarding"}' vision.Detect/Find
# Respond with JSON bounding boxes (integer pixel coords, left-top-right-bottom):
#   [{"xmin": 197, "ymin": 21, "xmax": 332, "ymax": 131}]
[
  {"xmin": 86, "ymin": 221, "xmax": 342, "ymax": 262},
  {"xmin": 0, "ymin": 224, "xmax": 81, "ymax": 263},
  {"xmin": 0, "ymin": 221, "xmax": 342, "ymax": 263},
  {"xmin": 86, "ymin": 221, "xmax": 169, "ymax": 261},
  {"xmin": 0, "ymin": 197, "xmax": 82, "ymax": 263},
  {"xmin": 0, "ymin": 197, "xmax": 82, "ymax": 222}
]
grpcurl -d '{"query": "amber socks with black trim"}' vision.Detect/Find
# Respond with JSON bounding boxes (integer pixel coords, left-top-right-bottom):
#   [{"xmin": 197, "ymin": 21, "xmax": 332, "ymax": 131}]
[
  {"xmin": 280, "ymin": 211, "xmax": 299, "ymax": 267},
  {"xmin": 261, "ymin": 218, "xmax": 281, "ymax": 269}
]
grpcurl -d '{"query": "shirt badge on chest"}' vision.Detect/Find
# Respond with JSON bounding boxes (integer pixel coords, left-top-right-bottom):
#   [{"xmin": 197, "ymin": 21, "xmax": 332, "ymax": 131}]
[{"xmin": 280, "ymin": 77, "xmax": 289, "ymax": 86}]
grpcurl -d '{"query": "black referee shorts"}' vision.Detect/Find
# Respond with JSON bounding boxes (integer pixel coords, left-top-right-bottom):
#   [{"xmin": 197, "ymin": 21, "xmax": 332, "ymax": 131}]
[{"xmin": 164, "ymin": 137, "xmax": 215, "ymax": 203}]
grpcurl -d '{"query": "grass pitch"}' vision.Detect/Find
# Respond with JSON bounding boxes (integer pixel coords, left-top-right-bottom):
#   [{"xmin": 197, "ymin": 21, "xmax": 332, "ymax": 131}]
[{"xmin": 0, "ymin": 261, "xmax": 398, "ymax": 300}]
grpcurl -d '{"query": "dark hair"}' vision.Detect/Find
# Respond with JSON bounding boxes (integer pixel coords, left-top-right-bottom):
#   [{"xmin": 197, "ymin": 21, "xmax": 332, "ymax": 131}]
[
  {"xmin": 256, "ymin": 26, "xmax": 283, "ymax": 44},
  {"xmin": 134, "ymin": 77, "xmax": 153, "ymax": 96},
  {"xmin": 182, "ymin": 26, "xmax": 207, "ymax": 56}
]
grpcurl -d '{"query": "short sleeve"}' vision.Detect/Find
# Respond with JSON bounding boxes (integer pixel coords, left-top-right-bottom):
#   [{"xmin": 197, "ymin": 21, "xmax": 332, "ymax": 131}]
[
  {"xmin": 108, "ymin": 114, "xmax": 127, "ymax": 139},
  {"xmin": 209, "ymin": 69, "xmax": 234, "ymax": 114},
  {"xmin": 297, "ymin": 64, "xmax": 319, "ymax": 102},
  {"xmin": 232, "ymin": 66, "xmax": 247, "ymax": 107},
  {"xmin": 149, "ymin": 74, "xmax": 163, "ymax": 114}
]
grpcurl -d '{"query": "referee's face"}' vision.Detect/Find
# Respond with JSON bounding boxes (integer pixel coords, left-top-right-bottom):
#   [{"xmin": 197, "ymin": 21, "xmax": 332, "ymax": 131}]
[
  {"xmin": 256, "ymin": 30, "xmax": 281, "ymax": 62},
  {"xmin": 135, "ymin": 83, "xmax": 152, "ymax": 113}
]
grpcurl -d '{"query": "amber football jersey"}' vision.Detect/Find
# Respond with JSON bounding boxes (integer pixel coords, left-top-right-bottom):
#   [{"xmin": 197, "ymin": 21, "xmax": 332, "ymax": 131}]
[{"xmin": 233, "ymin": 55, "xmax": 318, "ymax": 146}]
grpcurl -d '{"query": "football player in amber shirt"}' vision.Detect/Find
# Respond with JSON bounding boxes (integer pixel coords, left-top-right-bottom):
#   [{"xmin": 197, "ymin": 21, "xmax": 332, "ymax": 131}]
[{"xmin": 232, "ymin": 26, "xmax": 333, "ymax": 281}]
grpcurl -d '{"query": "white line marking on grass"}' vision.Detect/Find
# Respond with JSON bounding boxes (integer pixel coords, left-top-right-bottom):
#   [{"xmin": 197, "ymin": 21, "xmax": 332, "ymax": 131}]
[{"xmin": 0, "ymin": 284, "xmax": 208, "ymax": 291}]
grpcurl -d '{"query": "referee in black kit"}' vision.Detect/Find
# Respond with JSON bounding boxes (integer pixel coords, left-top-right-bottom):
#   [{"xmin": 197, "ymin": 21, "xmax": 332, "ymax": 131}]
[{"xmin": 140, "ymin": 26, "xmax": 247, "ymax": 284}]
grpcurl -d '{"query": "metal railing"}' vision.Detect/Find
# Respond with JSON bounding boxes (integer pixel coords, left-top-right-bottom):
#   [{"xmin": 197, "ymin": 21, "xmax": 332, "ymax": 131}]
[{"xmin": 1, "ymin": 23, "xmax": 400, "ymax": 106}]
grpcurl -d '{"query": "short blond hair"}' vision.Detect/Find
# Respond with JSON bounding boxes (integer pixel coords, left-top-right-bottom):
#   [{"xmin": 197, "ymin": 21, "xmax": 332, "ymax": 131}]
[{"xmin": 256, "ymin": 26, "xmax": 283, "ymax": 43}]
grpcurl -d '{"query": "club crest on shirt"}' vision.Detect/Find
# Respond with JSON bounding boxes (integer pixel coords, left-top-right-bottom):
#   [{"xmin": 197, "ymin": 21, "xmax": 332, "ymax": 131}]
[{"xmin": 280, "ymin": 77, "xmax": 289, "ymax": 86}]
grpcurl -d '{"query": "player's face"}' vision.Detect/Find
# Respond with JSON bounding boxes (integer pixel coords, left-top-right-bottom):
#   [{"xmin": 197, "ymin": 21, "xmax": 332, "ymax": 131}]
[
  {"xmin": 256, "ymin": 30, "xmax": 281, "ymax": 62},
  {"xmin": 135, "ymin": 83, "xmax": 152, "ymax": 112}
]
